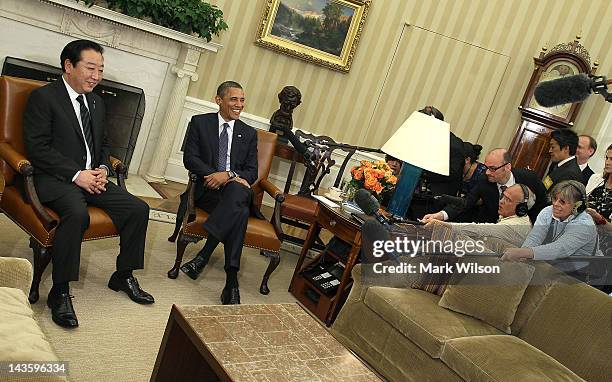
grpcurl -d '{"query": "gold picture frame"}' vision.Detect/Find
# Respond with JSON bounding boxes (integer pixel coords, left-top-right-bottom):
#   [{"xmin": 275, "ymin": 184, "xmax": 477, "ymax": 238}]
[{"xmin": 255, "ymin": 0, "xmax": 371, "ymax": 73}]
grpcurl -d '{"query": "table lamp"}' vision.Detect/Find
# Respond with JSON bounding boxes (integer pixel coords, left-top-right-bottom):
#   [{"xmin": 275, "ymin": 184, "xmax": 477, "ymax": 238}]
[{"xmin": 381, "ymin": 111, "xmax": 450, "ymax": 217}]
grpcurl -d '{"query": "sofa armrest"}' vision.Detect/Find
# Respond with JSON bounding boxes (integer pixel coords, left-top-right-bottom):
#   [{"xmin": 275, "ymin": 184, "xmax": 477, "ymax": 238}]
[{"xmin": 0, "ymin": 257, "xmax": 33, "ymax": 295}]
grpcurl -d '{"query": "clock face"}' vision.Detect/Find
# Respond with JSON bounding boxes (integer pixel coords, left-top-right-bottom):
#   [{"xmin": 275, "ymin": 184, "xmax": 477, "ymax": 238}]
[{"xmin": 529, "ymin": 60, "xmax": 580, "ymax": 119}]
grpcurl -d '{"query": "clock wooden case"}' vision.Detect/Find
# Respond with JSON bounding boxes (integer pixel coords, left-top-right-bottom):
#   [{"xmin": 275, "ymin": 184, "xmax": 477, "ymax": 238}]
[{"xmin": 509, "ymin": 36, "xmax": 598, "ymax": 177}]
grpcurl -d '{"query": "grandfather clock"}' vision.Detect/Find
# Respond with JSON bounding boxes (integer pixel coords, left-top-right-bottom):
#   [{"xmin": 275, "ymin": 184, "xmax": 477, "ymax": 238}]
[{"xmin": 509, "ymin": 35, "xmax": 599, "ymax": 177}]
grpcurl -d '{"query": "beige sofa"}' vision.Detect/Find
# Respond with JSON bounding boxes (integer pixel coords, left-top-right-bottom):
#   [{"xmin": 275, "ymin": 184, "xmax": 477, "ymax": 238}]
[
  {"xmin": 0, "ymin": 257, "xmax": 67, "ymax": 381},
  {"xmin": 332, "ymin": 256, "xmax": 612, "ymax": 382}
]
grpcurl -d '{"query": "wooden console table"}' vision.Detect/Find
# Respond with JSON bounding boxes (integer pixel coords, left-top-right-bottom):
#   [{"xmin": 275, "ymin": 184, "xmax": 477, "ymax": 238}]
[{"xmin": 289, "ymin": 201, "xmax": 362, "ymax": 326}]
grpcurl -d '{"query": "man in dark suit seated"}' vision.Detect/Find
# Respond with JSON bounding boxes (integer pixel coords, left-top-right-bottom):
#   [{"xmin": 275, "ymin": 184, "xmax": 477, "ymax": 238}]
[
  {"xmin": 23, "ymin": 39, "xmax": 154, "ymax": 328},
  {"xmin": 576, "ymin": 134, "xmax": 597, "ymax": 185},
  {"xmin": 543, "ymin": 129, "xmax": 583, "ymax": 190},
  {"xmin": 178, "ymin": 81, "xmax": 258, "ymax": 305},
  {"xmin": 421, "ymin": 148, "xmax": 547, "ymax": 225}
]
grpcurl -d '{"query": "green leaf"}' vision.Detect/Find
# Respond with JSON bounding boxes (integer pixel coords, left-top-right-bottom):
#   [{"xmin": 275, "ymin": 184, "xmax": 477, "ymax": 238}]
[{"xmin": 70, "ymin": 0, "xmax": 227, "ymax": 41}]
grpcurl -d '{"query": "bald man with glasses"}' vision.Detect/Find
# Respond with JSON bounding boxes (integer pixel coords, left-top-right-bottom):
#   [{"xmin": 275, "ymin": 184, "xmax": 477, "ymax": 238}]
[{"xmin": 422, "ymin": 148, "xmax": 548, "ymax": 224}]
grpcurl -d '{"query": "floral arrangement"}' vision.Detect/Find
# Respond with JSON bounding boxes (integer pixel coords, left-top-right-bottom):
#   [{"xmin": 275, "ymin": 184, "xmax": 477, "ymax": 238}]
[{"xmin": 348, "ymin": 160, "xmax": 397, "ymax": 202}]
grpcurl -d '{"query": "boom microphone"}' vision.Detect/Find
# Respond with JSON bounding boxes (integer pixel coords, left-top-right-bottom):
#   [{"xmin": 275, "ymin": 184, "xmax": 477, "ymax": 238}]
[
  {"xmin": 355, "ymin": 189, "xmax": 390, "ymax": 225},
  {"xmin": 534, "ymin": 74, "xmax": 612, "ymax": 107},
  {"xmin": 282, "ymin": 128, "xmax": 308, "ymax": 155},
  {"xmin": 361, "ymin": 220, "xmax": 400, "ymax": 263}
]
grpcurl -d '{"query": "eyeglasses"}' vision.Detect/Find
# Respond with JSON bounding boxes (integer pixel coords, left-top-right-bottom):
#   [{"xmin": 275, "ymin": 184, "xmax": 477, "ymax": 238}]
[{"xmin": 485, "ymin": 162, "xmax": 509, "ymax": 172}]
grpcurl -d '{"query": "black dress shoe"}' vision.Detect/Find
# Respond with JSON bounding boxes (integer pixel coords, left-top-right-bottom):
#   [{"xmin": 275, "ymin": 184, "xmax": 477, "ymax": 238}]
[
  {"xmin": 180, "ymin": 255, "xmax": 208, "ymax": 280},
  {"xmin": 108, "ymin": 273, "xmax": 155, "ymax": 304},
  {"xmin": 47, "ymin": 293, "xmax": 78, "ymax": 328},
  {"xmin": 220, "ymin": 287, "xmax": 240, "ymax": 305}
]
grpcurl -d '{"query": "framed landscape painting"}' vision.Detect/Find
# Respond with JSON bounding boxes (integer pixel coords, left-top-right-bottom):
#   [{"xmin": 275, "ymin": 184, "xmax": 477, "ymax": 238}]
[{"xmin": 255, "ymin": 0, "xmax": 371, "ymax": 72}]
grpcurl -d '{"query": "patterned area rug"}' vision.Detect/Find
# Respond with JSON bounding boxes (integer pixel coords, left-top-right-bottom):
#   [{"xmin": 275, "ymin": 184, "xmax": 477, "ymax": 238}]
[{"xmin": 149, "ymin": 209, "xmax": 177, "ymax": 224}]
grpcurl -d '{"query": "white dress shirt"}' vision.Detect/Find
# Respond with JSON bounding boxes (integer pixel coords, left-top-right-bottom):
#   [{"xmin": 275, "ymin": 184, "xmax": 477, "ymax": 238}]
[
  {"xmin": 497, "ymin": 172, "xmax": 515, "ymax": 197},
  {"xmin": 556, "ymin": 156, "xmax": 576, "ymax": 168}
]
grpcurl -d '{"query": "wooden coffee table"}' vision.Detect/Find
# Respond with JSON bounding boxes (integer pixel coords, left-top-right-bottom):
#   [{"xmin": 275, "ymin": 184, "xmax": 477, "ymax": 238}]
[{"xmin": 151, "ymin": 303, "xmax": 382, "ymax": 381}]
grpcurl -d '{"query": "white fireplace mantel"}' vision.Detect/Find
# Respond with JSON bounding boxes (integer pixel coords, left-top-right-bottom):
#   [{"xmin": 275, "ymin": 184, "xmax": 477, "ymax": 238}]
[
  {"xmin": 0, "ymin": 0, "xmax": 222, "ymax": 179},
  {"xmin": 41, "ymin": 0, "xmax": 222, "ymax": 52}
]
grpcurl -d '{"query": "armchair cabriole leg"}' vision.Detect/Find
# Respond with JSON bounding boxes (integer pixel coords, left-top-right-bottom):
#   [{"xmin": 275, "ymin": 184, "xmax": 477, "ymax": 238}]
[
  {"xmin": 28, "ymin": 238, "xmax": 52, "ymax": 303},
  {"xmin": 167, "ymin": 218, "xmax": 182, "ymax": 243},
  {"xmin": 168, "ymin": 231, "xmax": 189, "ymax": 279},
  {"xmin": 259, "ymin": 251, "xmax": 280, "ymax": 295}
]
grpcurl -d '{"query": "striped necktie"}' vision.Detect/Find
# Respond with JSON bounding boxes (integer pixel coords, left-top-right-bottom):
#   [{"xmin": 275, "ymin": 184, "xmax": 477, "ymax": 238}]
[
  {"xmin": 76, "ymin": 95, "xmax": 94, "ymax": 152},
  {"xmin": 499, "ymin": 185, "xmax": 507, "ymax": 199},
  {"xmin": 217, "ymin": 123, "xmax": 229, "ymax": 171}
]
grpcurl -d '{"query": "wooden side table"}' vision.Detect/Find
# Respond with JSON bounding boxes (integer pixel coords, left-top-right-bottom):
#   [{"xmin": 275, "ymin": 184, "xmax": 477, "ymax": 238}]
[{"xmin": 289, "ymin": 201, "xmax": 362, "ymax": 326}]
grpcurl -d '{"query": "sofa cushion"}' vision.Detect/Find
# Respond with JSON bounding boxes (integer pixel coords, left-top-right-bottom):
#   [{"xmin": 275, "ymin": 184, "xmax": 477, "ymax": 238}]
[
  {"xmin": 0, "ymin": 287, "xmax": 60, "ymax": 362},
  {"xmin": 510, "ymin": 262, "xmax": 566, "ymax": 335},
  {"xmin": 441, "ymin": 335, "xmax": 585, "ymax": 382},
  {"xmin": 438, "ymin": 259, "xmax": 535, "ymax": 334},
  {"xmin": 364, "ymin": 286, "xmax": 504, "ymax": 358},
  {"xmin": 519, "ymin": 282, "xmax": 612, "ymax": 382}
]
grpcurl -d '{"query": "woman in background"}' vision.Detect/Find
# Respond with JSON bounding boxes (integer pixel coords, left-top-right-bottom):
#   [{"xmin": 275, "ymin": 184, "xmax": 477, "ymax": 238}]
[
  {"xmin": 461, "ymin": 142, "xmax": 486, "ymax": 196},
  {"xmin": 585, "ymin": 143, "xmax": 612, "ymax": 225},
  {"xmin": 385, "ymin": 154, "xmax": 402, "ymax": 177},
  {"xmin": 585, "ymin": 144, "xmax": 611, "ymax": 280}
]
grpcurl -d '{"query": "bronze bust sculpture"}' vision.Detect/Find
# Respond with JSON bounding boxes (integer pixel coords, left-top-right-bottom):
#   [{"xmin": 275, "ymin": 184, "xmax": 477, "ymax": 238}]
[{"xmin": 269, "ymin": 86, "xmax": 302, "ymax": 140}]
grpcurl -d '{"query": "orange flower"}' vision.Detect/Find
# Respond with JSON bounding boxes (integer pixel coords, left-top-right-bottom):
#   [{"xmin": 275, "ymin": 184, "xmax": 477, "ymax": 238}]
[
  {"xmin": 352, "ymin": 168, "xmax": 363, "ymax": 180},
  {"xmin": 388, "ymin": 175, "xmax": 397, "ymax": 185},
  {"xmin": 360, "ymin": 160, "xmax": 373, "ymax": 168},
  {"xmin": 364, "ymin": 175, "xmax": 378, "ymax": 190},
  {"xmin": 373, "ymin": 183, "xmax": 384, "ymax": 194}
]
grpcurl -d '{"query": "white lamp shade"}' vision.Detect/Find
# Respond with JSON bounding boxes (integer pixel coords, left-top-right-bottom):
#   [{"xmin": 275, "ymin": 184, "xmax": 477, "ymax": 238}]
[{"xmin": 381, "ymin": 111, "xmax": 450, "ymax": 176}]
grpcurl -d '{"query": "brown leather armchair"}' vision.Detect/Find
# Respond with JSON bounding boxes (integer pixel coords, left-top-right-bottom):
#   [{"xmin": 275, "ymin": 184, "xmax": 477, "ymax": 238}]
[
  {"xmin": 167, "ymin": 129, "xmax": 285, "ymax": 295},
  {"xmin": 0, "ymin": 75, "xmax": 129, "ymax": 303}
]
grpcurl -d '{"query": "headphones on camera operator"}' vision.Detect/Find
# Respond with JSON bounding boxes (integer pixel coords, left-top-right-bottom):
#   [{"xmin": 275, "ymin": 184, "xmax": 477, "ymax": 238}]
[
  {"xmin": 515, "ymin": 184, "xmax": 534, "ymax": 217},
  {"xmin": 567, "ymin": 180, "xmax": 588, "ymax": 215},
  {"xmin": 548, "ymin": 180, "xmax": 587, "ymax": 216}
]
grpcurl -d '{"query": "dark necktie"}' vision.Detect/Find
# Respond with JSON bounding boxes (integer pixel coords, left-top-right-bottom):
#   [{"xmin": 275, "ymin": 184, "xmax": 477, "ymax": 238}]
[
  {"xmin": 547, "ymin": 162, "xmax": 558, "ymax": 176},
  {"xmin": 499, "ymin": 185, "xmax": 507, "ymax": 199},
  {"xmin": 76, "ymin": 95, "xmax": 94, "ymax": 152},
  {"xmin": 218, "ymin": 123, "xmax": 229, "ymax": 171}
]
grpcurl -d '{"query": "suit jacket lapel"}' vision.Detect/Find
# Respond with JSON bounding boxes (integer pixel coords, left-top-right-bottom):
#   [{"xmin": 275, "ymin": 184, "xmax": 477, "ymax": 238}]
[
  {"xmin": 230, "ymin": 121, "xmax": 243, "ymax": 169},
  {"xmin": 210, "ymin": 115, "xmax": 220, "ymax": 170},
  {"xmin": 487, "ymin": 180, "xmax": 499, "ymax": 201},
  {"xmin": 54, "ymin": 80, "xmax": 86, "ymax": 149}
]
